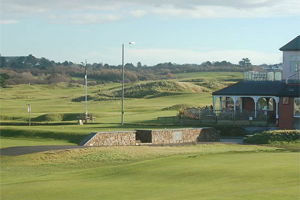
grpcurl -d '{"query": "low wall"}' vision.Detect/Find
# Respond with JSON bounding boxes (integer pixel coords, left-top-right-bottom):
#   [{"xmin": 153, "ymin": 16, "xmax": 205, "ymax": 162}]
[
  {"xmin": 148, "ymin": 128, "xmax": 219, "ymax": 144},
  {"xmin": 82, "ymin": 128, "xmax": 219, "ymax": 146},
  {"xmin": 83, "ymin": 131, "xmax": 136, "ymax": 146}
]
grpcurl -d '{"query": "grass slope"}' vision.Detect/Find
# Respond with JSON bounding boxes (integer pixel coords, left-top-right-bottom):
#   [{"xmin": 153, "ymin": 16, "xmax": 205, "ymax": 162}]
[{"xmin": 1, "ymin": 144, "xmax": 299, "ymax": 200}]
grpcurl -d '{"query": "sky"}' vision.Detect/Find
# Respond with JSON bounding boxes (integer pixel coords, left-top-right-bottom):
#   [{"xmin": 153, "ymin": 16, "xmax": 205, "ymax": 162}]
[{"xmin": 0, "ymin": 0, "xmax": 300, "ymax": 65}]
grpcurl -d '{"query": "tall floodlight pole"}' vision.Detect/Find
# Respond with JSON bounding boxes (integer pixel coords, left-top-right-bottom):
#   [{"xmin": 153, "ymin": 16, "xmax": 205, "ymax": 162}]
[
  {"xmin": 121, "ymin": 42, "xmax": 135, "ymax": 125},
  {"xmin": 84, "ymin": 60, "xmax": 88, "ymax": 120}
]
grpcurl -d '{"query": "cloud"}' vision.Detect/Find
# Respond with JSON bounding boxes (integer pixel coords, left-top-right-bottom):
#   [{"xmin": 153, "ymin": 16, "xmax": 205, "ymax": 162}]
[
  {"xmin": 49, "ymin": 13, "xmax": 121, "ymax": 24},
  {"xmin": 1, "ymin": 0, "xmax": 299, "ymax": 23},
  {"xmin": 0, "ymin": 19, "xmax": 19, "ymax": 24},
  {"xmin": 130, "ymin": 10, "xmax": 147, "ymax": 18}
]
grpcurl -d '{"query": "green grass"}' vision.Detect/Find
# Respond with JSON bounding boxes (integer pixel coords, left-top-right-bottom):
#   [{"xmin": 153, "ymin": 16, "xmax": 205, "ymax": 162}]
[
  {"xmin": 0, "ymin": 137, "xmax": 74, "ymax": 148},
  {"xmin": 1, "ymin": 72, "xmax": 299, "ymax": 200},
  {"xmin": 1, "ymin": 72, "xmax": 236, "ymax": 147},
  {"xmin": 1, "ymin": 144, "xmax": 299, "ymax": 200}
]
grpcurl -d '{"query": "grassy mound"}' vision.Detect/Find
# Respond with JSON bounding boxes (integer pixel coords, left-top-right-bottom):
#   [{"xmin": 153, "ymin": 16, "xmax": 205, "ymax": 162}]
[
  {"xmin": 71, "ymin": 80, "xmax": 205, "ymax": 101},
  {"xmin": 32, "ymin": 113, "xmax": 85, "ymax": 122},
  {"xmin": 195, "ymin": 80, "xmax": 226, "ymax": 90},
  {"xmin": 115, "ymin": 80, "xmax": 204, "ymax": 98},
  {"xmin": 245, "ymin": 130, "xmax": 300, "ymax": 144}
]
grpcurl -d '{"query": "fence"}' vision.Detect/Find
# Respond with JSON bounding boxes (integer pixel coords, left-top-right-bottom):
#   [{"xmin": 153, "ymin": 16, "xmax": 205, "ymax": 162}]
[{"xmin": 177, "ymin": 108, "xmax": 276, "ymax": 126}]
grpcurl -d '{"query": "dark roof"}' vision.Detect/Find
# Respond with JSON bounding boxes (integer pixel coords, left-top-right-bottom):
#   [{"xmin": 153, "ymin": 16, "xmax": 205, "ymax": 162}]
[
  {"xmin": 279, "ymin": 35, "xmax": 300, "ymax": 51},
  {"xmin": 212, "ymin": 81, "xmax": 300, "ymax": 97}
]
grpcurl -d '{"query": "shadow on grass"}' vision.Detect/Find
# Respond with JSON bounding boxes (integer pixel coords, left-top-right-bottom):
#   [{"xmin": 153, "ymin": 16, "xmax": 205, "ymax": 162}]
[
  {"xmin": 0, "ymin": 128, "xmax": 86, "ymax": 144},
  {"xmin": 0, "ymin": 122, "xmax": 78, "ymax": 126}
]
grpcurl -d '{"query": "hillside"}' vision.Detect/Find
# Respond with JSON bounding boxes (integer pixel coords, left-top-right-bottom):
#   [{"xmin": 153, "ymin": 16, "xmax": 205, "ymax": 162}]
[{"xmin": 71, "ymin": 80, "xmax": 210, "ymax": 102}]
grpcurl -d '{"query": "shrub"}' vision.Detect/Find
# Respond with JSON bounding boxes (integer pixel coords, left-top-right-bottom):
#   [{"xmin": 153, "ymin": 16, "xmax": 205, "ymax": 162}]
[
  {"xmin": 245, "ymin": 130, "xmax": 300, "ymax": 144},
  {"xmin": 162, "ymin": 104, "xmax": 192, "ymax": 111}
]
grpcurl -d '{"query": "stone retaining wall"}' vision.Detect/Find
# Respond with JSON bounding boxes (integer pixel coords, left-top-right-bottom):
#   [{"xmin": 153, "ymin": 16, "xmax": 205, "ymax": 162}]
[
  {"xmin": 82, "ymin": 128, "xmax": 219, "ymax": 146},
  {"xmin": 83, "ymin": 131, "xmax": 136, "ymax": 146},
  {"xmin": 147, "ymin": 128, "xmax": 219, "ymax": 144}
]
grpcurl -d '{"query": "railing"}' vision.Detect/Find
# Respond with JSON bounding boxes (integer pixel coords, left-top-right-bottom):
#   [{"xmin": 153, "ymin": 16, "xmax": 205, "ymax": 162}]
[{"xmin": 180, "ymin": 108, "xmax": 276, "ymax": 123}]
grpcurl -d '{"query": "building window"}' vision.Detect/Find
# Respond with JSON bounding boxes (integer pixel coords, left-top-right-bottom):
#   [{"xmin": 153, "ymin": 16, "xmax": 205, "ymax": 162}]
[
  {"xmin": 294, "ymin": 98, "xmax": 300, "ymax": 117},
  {"xmin": 290, "ymin": 61, "xmax": 300, "ymax": 73}
]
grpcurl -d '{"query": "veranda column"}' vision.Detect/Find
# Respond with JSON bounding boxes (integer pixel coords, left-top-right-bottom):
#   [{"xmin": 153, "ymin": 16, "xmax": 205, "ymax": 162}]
[
  {"xmin": 253, "ymin": 96, "xmax": 259, "ymax": 118},
  {"xmin": 212, "ymin": 96, "xmax": 216, "ymax": 113},
  {"xmin": 274, "ymin": 97, "xmax": 279, "ymax": 119},
  {"xmin": 233, "ymin": 96, "xmax": 237, "ymax": 118}
]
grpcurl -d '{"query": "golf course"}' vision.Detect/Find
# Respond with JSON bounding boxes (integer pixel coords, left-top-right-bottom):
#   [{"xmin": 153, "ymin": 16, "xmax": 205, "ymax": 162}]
[{"xmin": 1, "ymin": 71, "xmax": 299, "ymax": 200}]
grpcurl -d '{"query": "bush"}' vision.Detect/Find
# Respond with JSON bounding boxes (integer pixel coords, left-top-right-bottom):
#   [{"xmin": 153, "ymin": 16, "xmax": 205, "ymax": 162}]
[
  {"xmin": 245, "ymin": 130, "xmax": 300, "ymax": 144},
  {"xmin": 162, "ymin": 104, "xmax": 193, "ymax": 111}
]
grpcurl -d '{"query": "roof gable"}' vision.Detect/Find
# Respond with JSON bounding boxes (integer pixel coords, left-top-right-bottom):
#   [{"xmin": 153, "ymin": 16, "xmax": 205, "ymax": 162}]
[{"xmin": 279, "ymin": 35, "xmax": 300, "ymax": 51}]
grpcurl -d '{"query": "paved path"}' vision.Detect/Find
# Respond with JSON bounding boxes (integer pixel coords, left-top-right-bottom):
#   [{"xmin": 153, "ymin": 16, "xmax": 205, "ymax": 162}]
[{"xmin": 0, "ymin": 145, "xmax": 85, "ymax": 156}]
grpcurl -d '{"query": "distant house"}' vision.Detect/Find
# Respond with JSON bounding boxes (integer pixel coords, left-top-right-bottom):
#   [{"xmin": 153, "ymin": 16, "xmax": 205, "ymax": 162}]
[
  {"xmin": 244, "ymin": 70, "xmax": 282, "ymax": 81},
  {"xmin": 212, "ymin": 35, "xmax": 300, "ymax": 129}
]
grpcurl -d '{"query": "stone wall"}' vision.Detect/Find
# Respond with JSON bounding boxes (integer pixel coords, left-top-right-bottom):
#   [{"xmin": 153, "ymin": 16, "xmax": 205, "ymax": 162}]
[
  {"xmin": 82, "ymin": 128, "xmax": 219, "ymax": 146},
  {"xmin": 149, "ymin": 128, "xmax": 219, "ymax": 144},
  {"xmin": 83, "ymin": 131, "xmax": 136, "ymax": 146}
]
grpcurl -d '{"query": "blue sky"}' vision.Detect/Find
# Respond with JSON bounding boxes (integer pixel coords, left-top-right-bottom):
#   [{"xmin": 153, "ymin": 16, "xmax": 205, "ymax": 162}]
[{"xmin": 1, "ymin": 0, "xmax": 300, "ymax": 65}]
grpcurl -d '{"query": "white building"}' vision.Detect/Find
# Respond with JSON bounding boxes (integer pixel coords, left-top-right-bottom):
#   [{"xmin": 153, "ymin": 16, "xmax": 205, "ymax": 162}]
[{"xmin": 280, "ymin": 35, "xmax": 300, "ymax": 81}]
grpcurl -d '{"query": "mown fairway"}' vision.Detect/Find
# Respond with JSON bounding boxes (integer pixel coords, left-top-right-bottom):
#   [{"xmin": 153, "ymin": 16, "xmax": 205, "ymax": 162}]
[{"xmin": 1, "ymin": 145, "xmax": 299, "ymax": 200}]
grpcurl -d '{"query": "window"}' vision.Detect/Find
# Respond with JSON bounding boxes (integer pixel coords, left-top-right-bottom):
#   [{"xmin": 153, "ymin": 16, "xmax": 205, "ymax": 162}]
[
  {"xmin": 294, "ymin": 98, "xmax": 300, "ymax": 117},
  {"xmin": 290, "ymin": 61, "xmax": 300, "ymax": 73}
]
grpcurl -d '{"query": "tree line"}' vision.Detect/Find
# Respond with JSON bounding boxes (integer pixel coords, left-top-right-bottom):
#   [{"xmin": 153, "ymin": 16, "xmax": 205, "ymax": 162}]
[{"xmin": 0, "ymin": 54, "xmax": 264, "ymax": 87}]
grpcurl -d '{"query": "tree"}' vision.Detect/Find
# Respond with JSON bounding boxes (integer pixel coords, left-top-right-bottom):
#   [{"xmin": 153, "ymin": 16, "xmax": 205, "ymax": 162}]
[
  {"xmin": 239, "ymin": 58, "xmax": 251, "ymax": 67},
  {"xmin": 0, "ymin": 73, "xmax": 9, "ymax": 87},
  {"xmin": 137, "ymin": 62, "xmax": 142, "ymax": 68},
  {"xmin": 0, "ymin": 56, "xmax": 6, "ymax": 68}
]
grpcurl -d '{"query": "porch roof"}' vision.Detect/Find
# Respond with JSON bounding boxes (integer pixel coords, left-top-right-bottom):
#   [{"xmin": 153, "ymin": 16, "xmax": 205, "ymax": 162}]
[{"xmin": 212, "ymin": 81, "xmax": 300, "ymax": 97}]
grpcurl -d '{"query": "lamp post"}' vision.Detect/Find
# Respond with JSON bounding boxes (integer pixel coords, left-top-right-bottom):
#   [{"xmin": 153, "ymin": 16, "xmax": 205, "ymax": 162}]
[
  {"xmin": 121, "ymin": 42, "xmax": 135, "ymax": 125},
  {"xmin": 27, "ymin": 104, "xmax": 31, "ymax": 126},
  {"xmin": 84, "ymin": 60, "xmax": 88, "ymax": 121}
]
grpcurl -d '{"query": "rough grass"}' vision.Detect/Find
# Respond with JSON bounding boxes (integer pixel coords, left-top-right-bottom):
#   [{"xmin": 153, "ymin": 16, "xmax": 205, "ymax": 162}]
[
  {"xmin": 73, "ymin": 80, "xmax": 207, "ymax": 101},
  {"xmin": 1, "ymin": 144, "xmax": 299, "ymax": 200}
]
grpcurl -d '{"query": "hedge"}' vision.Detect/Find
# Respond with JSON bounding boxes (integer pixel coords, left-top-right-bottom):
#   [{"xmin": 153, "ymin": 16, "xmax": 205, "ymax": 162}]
[{"xmin": 245, "ymin": 130, "xmax": 300, "ymax": 144}]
